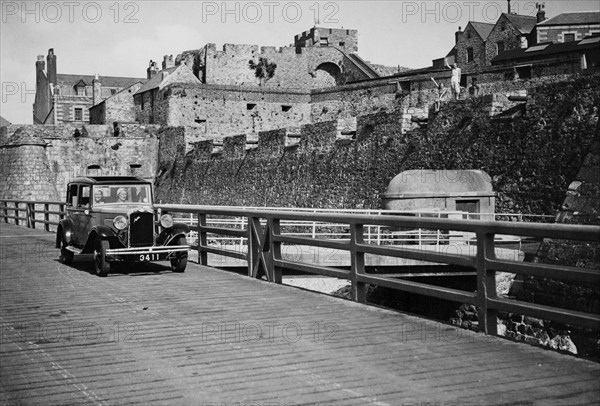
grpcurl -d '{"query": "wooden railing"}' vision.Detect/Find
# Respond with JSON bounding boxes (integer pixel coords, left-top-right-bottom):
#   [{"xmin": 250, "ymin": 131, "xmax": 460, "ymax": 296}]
[
  {"xmin": 0, "ymin": 199, "xmax": 65, "ymax": 231},
  {"xmin": 2, "ymin": 199, "xmax": 599, "ymax": 336},
  {"xmin": 159, "ymin": 204, "xmax": 600, "ymax": 335}
]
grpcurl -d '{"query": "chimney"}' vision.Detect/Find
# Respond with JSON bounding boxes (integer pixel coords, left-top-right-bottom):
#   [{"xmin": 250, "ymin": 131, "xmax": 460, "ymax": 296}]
[
  {"xmin": 162, "ymin": 54, "xmax": 174, "ymax": 70},
  {"xmin": 455, "ymin": 26, "xmax": 463, "ymax": 44},
  {"xmin": 92, "ymin": 73, "xmax": 101, "ymax": 106},
  {"xmin": 46, "ymin": 48, "xmax": 57, "ymax": 85},
  {"xmin": 147, "ymin": 60, "xmax": 158, "ymax": 79},
  {"xmin": 36, "ymin": 55, "xmax": 45, "ymax": 76},
  {"xmin": 536, "ymin": 3, "xmax": 546, "ymax": 23}
]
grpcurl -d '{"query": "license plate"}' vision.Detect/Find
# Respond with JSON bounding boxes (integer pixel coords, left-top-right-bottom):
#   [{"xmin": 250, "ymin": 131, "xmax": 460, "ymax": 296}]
[{"xmin": 136, "ymin": 253, "xmax": 165, "ymax": 262}]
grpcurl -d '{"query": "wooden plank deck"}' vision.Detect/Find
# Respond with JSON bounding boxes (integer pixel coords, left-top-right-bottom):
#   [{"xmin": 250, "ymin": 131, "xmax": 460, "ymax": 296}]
[{"xmin": 1, "ymin": 222, "xmax": 599, "ymax": 405}]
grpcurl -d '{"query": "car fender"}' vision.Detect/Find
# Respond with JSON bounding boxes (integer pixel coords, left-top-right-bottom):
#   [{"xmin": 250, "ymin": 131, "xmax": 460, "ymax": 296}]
[
  {"xmin": 56, "ymin": 219, "xmax": 75, "ymax": 248},
  {"xmin": 156, "ymin": 223, "xmax": 189, "ymax": 246},
  {"xmin": 81, "ymin": 226, "xmax": 120, "ymax": 254}
]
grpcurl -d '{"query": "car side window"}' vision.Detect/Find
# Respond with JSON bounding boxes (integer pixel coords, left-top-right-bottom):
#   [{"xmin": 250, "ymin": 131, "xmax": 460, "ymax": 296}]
[
  {"xmin": 79, "ymin": 186, "xmax": 90, "ymax": 207},
  {"xmin": 68, "ymin": 184, "xmax": 79, "ymax": 207}
]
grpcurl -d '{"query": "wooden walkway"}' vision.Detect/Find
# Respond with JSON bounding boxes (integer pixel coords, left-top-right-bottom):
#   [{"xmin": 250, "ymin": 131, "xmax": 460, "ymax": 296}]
[{"xmin": 1, "ymin": 223, "xmax": 599, "ymax": 405}]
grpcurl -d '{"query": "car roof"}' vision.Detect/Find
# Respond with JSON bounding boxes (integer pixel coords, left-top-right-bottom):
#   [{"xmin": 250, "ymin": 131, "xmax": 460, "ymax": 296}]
[{"xmin": 69, "ymin": 176, "xmax": 151, "ymax": 185}]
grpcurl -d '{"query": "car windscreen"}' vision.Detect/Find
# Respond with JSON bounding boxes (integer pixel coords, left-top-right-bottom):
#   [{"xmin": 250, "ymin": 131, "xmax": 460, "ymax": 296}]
[{"xmin": 92, "ymin": 184, "xmax": 152, "ymax": 205}]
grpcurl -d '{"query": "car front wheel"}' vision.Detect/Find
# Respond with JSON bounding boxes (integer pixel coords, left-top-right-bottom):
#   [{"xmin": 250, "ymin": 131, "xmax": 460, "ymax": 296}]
[
  {"xmin": 94, "ymin": 239, "xmax": 110, "ymax": 277},
  {"xmin": 59, "ymin": 238, "xmax": 74, "ymax": 264},
  {"xmin": 170, "ymin": 236, "xmax": 188, "ymax": 273}
]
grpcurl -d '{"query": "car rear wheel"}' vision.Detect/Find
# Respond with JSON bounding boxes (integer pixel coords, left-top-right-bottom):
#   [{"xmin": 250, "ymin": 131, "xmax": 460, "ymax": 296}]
[
  {"xmin": 94, "ymin": 239, "xmax": 110, "ymax": 277},
  {"xmin": 170, "ymin": 236, "xmax": 188, "ymax": 273},
  {"xmin": 59, "ymin": 238, "xmax": 74, "ymax": 264}
]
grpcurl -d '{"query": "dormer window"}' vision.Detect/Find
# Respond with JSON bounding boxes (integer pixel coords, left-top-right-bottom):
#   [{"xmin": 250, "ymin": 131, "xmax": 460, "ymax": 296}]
[{"xmin": 74, "ymin": 79, "xmax": 87, "ymax": 96}]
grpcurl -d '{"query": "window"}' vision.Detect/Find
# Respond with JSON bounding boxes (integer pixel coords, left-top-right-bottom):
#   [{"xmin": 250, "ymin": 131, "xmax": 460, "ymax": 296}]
[
  {"xmin": 110, "ymin": 89, "xmax": 117, "ymax": 95},
  {"xmin": 564, "ymin": 33, "xmax": 576, "ymax": 42},
  {"xmin": 247, "ymin": 103, "xmax": 256, "ymax": 110},
  {"xmin": 129, "ymin": 164, "xmax": 142, "ymax": 175},
  {"xmin": 456, "ymin": 200, "xmax": 480, "ymax": 220},
  {"xmin": 320, "ymin": 37, "xmax": 329, "ymax": 46},
  {"xmin": 501, "ymin": 22, "xmax": 506, "ymax": 31},
  {"xmin": 516, "ymin": 65, "xmax": 532, "ymax": 79},
  {"xmin": 467, "ymin": 31, "xmax": 472, "ymax": 39},
  {"xmin": 87, "ymin": 165, "xmax": 101, "ymax": 176},
  {"xmin": 68, "ymin": 184, "xmax": 78, "ymax": 207},
  {"xmin": 76, "ymin": 86, "xmax": 85, "ymax": 96},
  {"xmin": 79, "ymin": 186, "xmax": 90, "ymax": 207},
  {"xmin": 339, "ymin": 41, "xmax": 345, "ymax": 46},
  {"xmin": 74, "ymin": 108, "xmax": 83, "ymax": 121},
  {"xmin": 467, "ymin": 47, "xmax": 474, "ymax": 62},
  {"xmin": 281, "ymin": 105, "xmax": 292, "ymax": 112},
  {"xmin": 497, "ymin": 41, "xmax": 505, "ymax": 55}
]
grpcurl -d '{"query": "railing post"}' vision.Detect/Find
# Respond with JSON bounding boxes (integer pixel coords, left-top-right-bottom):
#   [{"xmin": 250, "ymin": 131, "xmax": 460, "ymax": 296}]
[
  {"xmin": 44, "ymin": 204, "xmax": 50, "ymax": 232},
  {"xmin": 350, "ymin": 223, "xmax": 367, "ymax": 303},
  {"xmin": 270, "ymin": 218, "xmax": 282, "ymax": 284},
  {"xmin": 14, "ymin": 202, "xmax": 20, "ymax": 226},
  {"xmin": 26, "ymin": 203, "xmax": 35, "ymax": 229},
  {"xmin": 198, "ymin": 213, "xmax": 208, "ymax": 266},
  {"xmin": 476, "ymin": 232, "xmax": 498, "ymax": 335},
  {"xmin": 247, "ymin": 216, "xmax": 256, "ymax": 277},
  {"xmin": 2, "ymin": 201, "xmax": 8, "ymax": 223}
]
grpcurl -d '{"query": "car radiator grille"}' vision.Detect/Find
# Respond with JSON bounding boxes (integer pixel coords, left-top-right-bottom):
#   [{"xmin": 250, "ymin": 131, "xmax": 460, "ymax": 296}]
[{"xmin": 129, "ymin": 212, "xmax": 155, "ymax": 247}]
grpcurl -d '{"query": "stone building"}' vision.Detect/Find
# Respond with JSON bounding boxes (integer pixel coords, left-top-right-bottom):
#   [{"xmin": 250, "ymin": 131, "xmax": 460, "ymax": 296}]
[
  {"xmin": 133, "ymin": 63, "xmax": 201, "ymax": 125},
  {"xmin": 89, "ymin": 81, "xmax": 144, "ymax": 125},
  {"xmin": 33, "ymin": 49, "xmax": 146, "ymax": 124},
  {"xmin": 454, "ymin": 22, "xmax": 495, "ymax": 72},
  {"xmin": 485, "ymin": 13, "xmax": 538, "ymax": 65},
  {"xmin": 536, "ymin": 11, "xmax": 600, "ymax": 44},
  {"xmin": 492, "ymin": 36, "xmax": 600, "ymax": 77},
  {"xmin": 131, "ymin": 26, "xmax": 382, "ymax": 140}
]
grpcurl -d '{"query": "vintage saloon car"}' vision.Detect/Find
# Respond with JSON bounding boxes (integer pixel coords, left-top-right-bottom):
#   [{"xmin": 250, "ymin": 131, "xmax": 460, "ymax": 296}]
[{"xmin": 56, "ymin": 176, "xmax": 190, "ymax": 276}]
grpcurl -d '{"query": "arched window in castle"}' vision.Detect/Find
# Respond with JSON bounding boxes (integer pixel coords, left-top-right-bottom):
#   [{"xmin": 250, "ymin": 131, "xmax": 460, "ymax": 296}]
[
  {"xmin": 314, "ymin": 62, "xmax": 343, "ymax": 86},
  {"xmin": 87, "ymin": 165, "xmax": 101, "ymax": 176},
  {"xmin": 130, "ymin": 164, "xmax": 142, "ymax": 176}
]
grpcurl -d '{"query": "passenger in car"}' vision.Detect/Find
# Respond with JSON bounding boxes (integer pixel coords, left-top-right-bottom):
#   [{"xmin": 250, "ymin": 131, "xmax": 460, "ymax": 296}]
[
  {"xmin": 93, "ymin": 189, "xmax": 106, "ymax": 205},
  {"xmin": 116, "ymin": 188, "xmax": 129, "ymax": 203}
]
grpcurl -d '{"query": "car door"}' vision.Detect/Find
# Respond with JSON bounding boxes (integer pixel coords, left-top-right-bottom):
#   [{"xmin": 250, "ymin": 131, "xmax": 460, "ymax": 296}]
[
  {"xmin": 76, "ymin": 185, "xmax": 93, "ymax": 242},
  {"xmin": 66, "ymin": 183, "xmax": 83, "ymax": 246}
]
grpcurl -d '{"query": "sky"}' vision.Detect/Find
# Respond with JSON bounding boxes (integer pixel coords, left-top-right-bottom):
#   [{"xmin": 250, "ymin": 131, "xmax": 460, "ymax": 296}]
[{"xmin": 1, "ymin": 0, "xmax": 598, "ymax": 124}]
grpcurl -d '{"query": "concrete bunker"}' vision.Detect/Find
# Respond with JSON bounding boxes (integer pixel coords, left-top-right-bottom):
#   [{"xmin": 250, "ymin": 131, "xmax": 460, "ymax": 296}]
[{"xmin": 382, "ymin": 169, "xmax": 495, "ymax": 219}]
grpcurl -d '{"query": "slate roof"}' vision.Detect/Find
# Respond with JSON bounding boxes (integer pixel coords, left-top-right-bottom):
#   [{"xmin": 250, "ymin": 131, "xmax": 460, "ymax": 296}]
[
  {"xmin": 538, "ymin": 12, "xmax": 600, "ymax": 26},
  {"xmin": 134, "ymin": 66, "xmax": 179, "ymax": 95},
  {"xmin": 468, "ymin": 22, "xmax": 495, "ymax": 40},
  {"xmin": 57, "ymin": 74, "xmax": 146, "ymax": 88},
  {"xmin": 503, "ymin": 13, "xmax": 538, "ymax": 34},
  {"xmin": 491, "ymin": 36, "xmax": 600, "ymax": 64}
]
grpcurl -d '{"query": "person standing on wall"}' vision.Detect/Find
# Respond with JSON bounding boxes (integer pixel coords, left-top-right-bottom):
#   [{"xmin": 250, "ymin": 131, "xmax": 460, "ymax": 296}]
[{"xmin": 444, "ymin": 59, "xmax": 461, "ymax": 100}]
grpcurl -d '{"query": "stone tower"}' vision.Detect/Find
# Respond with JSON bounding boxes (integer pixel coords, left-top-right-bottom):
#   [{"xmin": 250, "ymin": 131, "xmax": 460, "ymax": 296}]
[{"xmin": 0, "ymin": 128, "xmax": 59, "ymax": 201}]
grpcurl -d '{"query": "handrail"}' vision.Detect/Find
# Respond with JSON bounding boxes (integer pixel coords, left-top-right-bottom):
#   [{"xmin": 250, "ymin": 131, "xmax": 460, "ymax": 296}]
[
  {"xmin": 158, "ymin": 203, "xmax": 600, "ymax": 335},
  {"xmin": 0, "ymin": 199, "xmax": 65, "ymax": 231},
  {"xmin": 2, "ymin": 199, "xmax": 598, "ymax": 336}
]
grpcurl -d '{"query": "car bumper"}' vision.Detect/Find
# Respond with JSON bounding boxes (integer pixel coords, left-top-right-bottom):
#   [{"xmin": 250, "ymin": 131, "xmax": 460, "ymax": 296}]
[{"xmin": 106, "ymin": 245, "xmax": 190, "ymax": 261}]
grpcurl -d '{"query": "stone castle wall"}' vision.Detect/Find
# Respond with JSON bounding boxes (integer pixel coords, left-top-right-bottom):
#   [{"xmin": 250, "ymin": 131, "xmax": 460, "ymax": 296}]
[
  {"xmin": 203, "ymin": 43, "xmax": 348, "ymax": 90},
  {"xmin": 155, "ymin": 74, "xmax": 600, "ymax": 217},
  {"xmin": 0, "ymin": 124, "xmax": 160, "ymax": 201}
]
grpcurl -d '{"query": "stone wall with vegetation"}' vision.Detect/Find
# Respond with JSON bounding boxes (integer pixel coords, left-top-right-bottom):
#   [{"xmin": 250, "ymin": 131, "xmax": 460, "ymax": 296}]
[{"xmin": 155, "ymin": 74, "xmax": 600, "ymax": 218}]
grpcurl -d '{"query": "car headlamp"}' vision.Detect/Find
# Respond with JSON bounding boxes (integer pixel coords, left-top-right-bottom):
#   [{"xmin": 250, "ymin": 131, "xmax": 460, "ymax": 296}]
[
  {"xmin": 113, "ymin": 215, "xmax": 128, "ymax": 230},
  {"xmin": 160, "ymin": 214, "xmax": 174, "ymax": 228}
]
